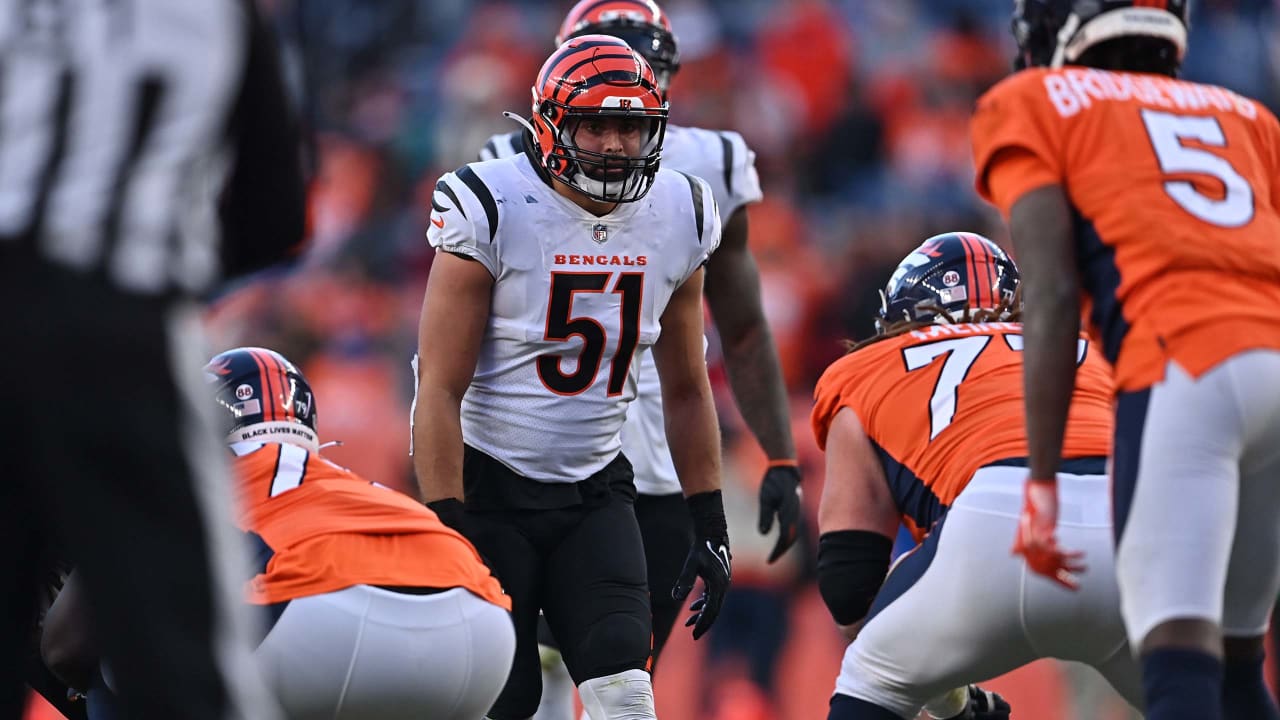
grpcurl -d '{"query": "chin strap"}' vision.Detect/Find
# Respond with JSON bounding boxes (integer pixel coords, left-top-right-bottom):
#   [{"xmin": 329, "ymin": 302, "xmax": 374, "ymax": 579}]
[{"xmin": 1050, "ymin": 12, "xmax": 1082, "ymax": 68}]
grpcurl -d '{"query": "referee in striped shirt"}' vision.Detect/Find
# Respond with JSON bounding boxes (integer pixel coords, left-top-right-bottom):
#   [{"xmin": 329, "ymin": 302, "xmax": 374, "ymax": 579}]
[{"xmin": 0, "ymin": 1, "xmax": 305, "ymax": 718}]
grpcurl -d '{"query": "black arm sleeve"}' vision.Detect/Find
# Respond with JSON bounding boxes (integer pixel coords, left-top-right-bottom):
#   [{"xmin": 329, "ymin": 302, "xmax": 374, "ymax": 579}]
[
  {"xmin": 218, "ymin": 0, "xmax": 306, "ymax": 279},
  {"xmin": 816, "ymin": 530, "xmax": 893, "ymax": 626}
]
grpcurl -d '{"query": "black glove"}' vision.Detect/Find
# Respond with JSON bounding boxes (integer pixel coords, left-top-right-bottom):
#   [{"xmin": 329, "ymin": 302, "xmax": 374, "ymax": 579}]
[
  {"xmin": 426, "ymin": 498, "xmax": 467, "ymax": 535},
  {"xmin": 941, "ymin": 685, "xmax": 1011, "ymax": 720},
  {"xmin": 672, "ymin": 490, "xmax": 731, "ymax": 640},
  {"xmin": 757, "ymin": 463, "xmax": 802, "ymax": 563}
]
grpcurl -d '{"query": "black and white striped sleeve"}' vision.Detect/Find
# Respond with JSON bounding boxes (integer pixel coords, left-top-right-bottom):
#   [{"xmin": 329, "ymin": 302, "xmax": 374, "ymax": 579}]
[
  {"xmin": 675, "ymin": 171, "xmax": 722, "ymax": 281},
  {"xmin": 427, "ymin": 166, "xmax": 500, "ymax": 276},
  {"xmin": 716, "ymin": 130, "xmax": 763, "ymax": 219},
  {"xmin": 477, "ymin": 131, "xmax": 523, "ymax": 162}
]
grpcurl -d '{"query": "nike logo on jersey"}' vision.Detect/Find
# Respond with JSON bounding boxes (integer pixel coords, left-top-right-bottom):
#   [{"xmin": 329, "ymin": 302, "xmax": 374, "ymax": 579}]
[{"xmin": 430, "ymin": 214, "xmax": 445, "ymax": 228}]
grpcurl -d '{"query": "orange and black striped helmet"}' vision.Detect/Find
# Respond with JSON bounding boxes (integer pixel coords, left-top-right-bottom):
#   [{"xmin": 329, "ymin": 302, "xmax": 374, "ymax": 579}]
[
  {"xmin": 877, "ymin": 233, "xmax": 1020, "ymax": 333},
  {"xmin": 528, "ymin": 34, "xmax": 668, "ymax": 203},
  {"xmin": 556, "ymin": 0, "xmax": 680, "ymax": 93},
  {"xmin": 204, "ymin": 347, "xmax": 319, "ymax": 452}
]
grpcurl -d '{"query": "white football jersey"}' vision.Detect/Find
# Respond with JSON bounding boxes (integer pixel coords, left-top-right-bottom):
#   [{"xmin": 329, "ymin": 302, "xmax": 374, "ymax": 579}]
[
  {"xmin": 478, "ymin": 125, "xmax": 762, "ymax": 494},
  {"xmin": 425, "ymin": 154, "xmax": 722, "ymax": 483}
]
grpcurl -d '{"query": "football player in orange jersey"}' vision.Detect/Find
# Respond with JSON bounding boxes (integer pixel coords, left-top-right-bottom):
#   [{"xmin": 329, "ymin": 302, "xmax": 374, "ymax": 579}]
[
  {"xmin": 43, "ymin": 347, "xmax": 517, "ymax": 720},
  {"xmin": 812, "ymin": 233, "xmax": 1140, "ymax": 720},
  {"xmin": 971, "ymin": 2, "xmax": 1280, "ymax": 719}
]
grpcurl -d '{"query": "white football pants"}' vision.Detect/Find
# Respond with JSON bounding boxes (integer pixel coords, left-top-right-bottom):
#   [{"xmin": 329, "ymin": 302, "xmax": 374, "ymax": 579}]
[
  {"xmin": 256, "ymin": 585, "xmax": 515, "ymax": 720},
  {"xmin": 1114, "ymin": 352, "xmax": 1280, "ymax": 647},
  {"xmin": 834, "ymin": 466, "xmax": 1142, "ymax": 718}
]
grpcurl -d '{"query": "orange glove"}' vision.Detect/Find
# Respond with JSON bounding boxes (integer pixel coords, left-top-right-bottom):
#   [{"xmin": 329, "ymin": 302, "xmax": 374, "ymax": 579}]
[{"xmin": 1012, "ymin": 478, "xmax": 1085, "ymax": 590}]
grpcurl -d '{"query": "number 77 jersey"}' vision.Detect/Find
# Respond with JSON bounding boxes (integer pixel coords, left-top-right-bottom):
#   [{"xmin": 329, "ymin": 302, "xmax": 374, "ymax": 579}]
[
  {"xmin": 971, "ymin": 68, "xmax": 1280, "ymax": 393},
  {"xmin": 811, "ymin": 322, "xmax": 1114, "ymax": 542},
  {"xmin": 426, "ymin": 154, "xmax": 720, "ymax": 482}
]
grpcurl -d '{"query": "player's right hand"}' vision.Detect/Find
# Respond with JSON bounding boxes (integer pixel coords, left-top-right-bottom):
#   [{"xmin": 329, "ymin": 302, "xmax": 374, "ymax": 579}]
[
  {"xmin": 1012, "ymin": 477, "xmax": 1085, "ymax": 590},
  {"xmin": 757, "ymin": 462, "xmax": 802, "ymax": 563}
]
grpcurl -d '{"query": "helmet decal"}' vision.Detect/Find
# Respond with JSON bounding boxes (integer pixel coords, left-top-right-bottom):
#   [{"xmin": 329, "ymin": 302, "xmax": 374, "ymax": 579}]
[
  {"xmin": 878, "ymin": 233, "xmax": 1021, "ymax": 333},
  {"xmin": 204, "ymin": 347, "xmax": 320, "ymax": 453}
]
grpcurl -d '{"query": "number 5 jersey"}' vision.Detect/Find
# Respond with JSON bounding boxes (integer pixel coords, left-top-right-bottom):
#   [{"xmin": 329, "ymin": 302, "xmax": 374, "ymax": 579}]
[
  {"xmin": 425, "ymin": 153, "xmax": 721, "ymax": 482},
  {"xmin": 970, "ymin": 67, "xmax": 1280, "ymax": 393}
]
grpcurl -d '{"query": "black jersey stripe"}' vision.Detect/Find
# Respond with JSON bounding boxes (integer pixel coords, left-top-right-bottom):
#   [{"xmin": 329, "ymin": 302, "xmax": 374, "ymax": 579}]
[
  {"xmin": 435, "ymin": 178, "xmax": 467, "ymax": 219},
  {"xmin": 718, "ymin": 132, "xmax": 735, "ymax": 197},
  {"xmin": 21, "ymin": 71, "xmax": 75, "ymax": 244},
  {"xmin": 101, "ymin": 77, "xmax": 165, "ymax": 269},
  {"xmin": 677, "ymin": 171, "xmax": 705, "ymax": 244},
  {"xmin": 457, "ymin": 165, "xmax": 499, "ymax": 243}
]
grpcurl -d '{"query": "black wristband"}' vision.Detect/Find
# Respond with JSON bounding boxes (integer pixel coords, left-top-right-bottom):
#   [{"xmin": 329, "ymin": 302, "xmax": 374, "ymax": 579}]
[
  {"xmin": 426, "ymin": 498, "xmax": 466, "ymax": 534},
  {"xmin": 816, "ymin": 529, "xmax": 893, "ymax": 626},
  {"xmin": 686, "ymin": 490, "xmax": 728, "ymax": 546}
]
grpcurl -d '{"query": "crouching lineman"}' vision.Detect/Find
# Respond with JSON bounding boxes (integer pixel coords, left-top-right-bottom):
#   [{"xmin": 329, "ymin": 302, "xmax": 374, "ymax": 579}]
[
  {"xmin": 810, "ymin": 234, "xmax": 1142, "ymax": 719},
  {"xmin": 43, "ymin": 347, "xmax": 515, "ymax": 720}
]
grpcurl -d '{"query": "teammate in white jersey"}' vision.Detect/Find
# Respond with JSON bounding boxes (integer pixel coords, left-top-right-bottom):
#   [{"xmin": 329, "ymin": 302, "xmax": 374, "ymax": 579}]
[
  {"xmin": 479, "ymin": 2, "xmax": 800, "ymax": 691},
  {"xmin": 413, "ymin": 36, "xmax": 730, "ymax": 720}
]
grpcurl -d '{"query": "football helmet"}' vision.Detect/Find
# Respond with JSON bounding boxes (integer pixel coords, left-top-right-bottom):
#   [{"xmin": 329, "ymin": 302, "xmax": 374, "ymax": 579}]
[
  {"xmin": 1012, "ymin": 0, "xmax": 1188, "ymax": 71},
  {"xmin": 522, "ymin": 34, "xmax": 668, "ymax": 203},
  {"xmin": 877, "ymin": 232, "xmax": 1020, "ymax": 333},
  {"xmin": 557, "ymin": 0, "xmax": 680, "ymax": 93},
  {"xmin": 204, "ymin": 347, "xmax": 319, "ymax": 452}
]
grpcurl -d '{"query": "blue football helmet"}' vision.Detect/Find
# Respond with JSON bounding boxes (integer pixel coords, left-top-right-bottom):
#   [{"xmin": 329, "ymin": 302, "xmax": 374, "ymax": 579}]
[
  {"xmin": 204, "ymin": 347, "xmax": 319, "ymax": 452},
  {"xmin": 877, "ymin": 232, "xmax": 1020, "ymax": 334},
  {"xmin": 1012, "ymin": 0, "xmax": 1189, "ymax": 71}
]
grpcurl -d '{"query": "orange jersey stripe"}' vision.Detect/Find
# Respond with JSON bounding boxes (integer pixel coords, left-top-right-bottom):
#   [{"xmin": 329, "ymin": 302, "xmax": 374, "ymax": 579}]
[{"xmin": 812, "ymin": 323, "xmax": 1113, "ymax": 542}]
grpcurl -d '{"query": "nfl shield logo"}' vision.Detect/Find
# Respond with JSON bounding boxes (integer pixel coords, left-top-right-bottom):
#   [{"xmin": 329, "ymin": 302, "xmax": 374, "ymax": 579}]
[{"xmin": 591, "ymin": 224, "xmax": 608, "ymax": 244}]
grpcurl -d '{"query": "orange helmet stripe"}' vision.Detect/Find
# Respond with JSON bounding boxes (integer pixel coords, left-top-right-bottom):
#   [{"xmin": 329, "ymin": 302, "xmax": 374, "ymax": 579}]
[
  {"xmin": 246, "ymin": 349, "xmax": 276, "ymax": 422},
  {"xmin": 960, "ymin": 232, "xmax": 992, "ymax": 308},
  {"xmin": 265, "ymin": 351, "xmax": 294, "ymax": 421}
]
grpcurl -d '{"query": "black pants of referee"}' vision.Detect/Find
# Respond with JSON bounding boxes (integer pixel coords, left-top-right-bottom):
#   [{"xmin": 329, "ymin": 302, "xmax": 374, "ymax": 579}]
[
  {"xmin": 0, "ymin": 253, "xmax": 268, "ymax": 720},
  {"xmin": 462, "ymin": 446, "xmax": 653, "ymax": 720}
]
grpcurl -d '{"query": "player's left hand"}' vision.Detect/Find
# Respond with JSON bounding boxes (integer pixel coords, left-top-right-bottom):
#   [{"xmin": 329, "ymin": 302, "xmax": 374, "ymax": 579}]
[
  {"xmin": 757, "ymin": 462, "xmax": 802, "ymax": 563},
  {"xmin": 673, "ymin": 538, "xmax": 731, "ymax": 641},
  {"xmin": 675, "ymin": 490, "xmax": 732, "ymax": 640},
  {"xmin": 1012, "ymin": 478, "xmax": 1085, "ymax": 590}
]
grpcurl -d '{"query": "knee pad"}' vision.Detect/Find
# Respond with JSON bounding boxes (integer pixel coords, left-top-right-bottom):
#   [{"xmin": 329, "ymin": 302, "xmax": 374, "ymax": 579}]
[
  {"xmin": 567, "ymin": 613, "xmax": 650, "ymax": 683},
  {"xmin": 577, "ymin": 669, "xmax": 655, "ymax": 720}
]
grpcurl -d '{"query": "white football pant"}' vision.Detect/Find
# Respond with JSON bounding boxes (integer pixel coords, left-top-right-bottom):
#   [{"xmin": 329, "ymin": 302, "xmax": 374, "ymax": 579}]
[
  {"xmin": 835, "ymin": 466, "xmax": 1142, "ymax": 718},
  {"xmin": 256, "ymin": 585, "xmax": 515, "ymax": 720}
]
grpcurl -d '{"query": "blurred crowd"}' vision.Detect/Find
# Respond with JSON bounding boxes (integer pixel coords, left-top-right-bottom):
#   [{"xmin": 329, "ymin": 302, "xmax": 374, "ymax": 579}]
[{"xmin": 196, "ymin": 1, "xmax": 1280, "ymax": 718}]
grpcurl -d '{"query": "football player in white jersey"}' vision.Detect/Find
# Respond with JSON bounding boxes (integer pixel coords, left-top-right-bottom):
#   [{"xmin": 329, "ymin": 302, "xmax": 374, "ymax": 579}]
[
  {"xmin": 413, "ymin": 36, "xmax": 730, "ymax": 720},
  {"xmin": 479, "ymin": 1, "xmax": 800, "ymax": 695}
]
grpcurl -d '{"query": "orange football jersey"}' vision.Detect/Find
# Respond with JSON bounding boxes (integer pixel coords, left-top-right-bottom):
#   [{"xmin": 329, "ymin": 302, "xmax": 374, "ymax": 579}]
[
  {"xmin": 233, "ymin": 443, "xmax": 509, "ymax": 609},
  {"xmin": 811, "ymin": 322, "xmax": 1113, "ymax": 541},
  {"xmin": 972, "ymin": 68, "xmax": 1280, "ymax": 392}
]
